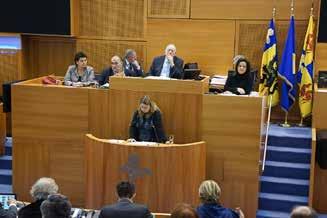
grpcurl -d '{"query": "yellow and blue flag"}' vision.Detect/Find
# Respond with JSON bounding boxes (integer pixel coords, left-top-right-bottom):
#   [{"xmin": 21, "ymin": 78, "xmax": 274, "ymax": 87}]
[
  {"xmin": 259, "ymin": 18, "xmax": 279, "ymax": 106},
  {"xmin": 278, "ymin": 16, "xmax": 296, "ymax": 112},
  {"xmin": 297, "ymin": 15, "xmax": 314, "ymax": 118}
]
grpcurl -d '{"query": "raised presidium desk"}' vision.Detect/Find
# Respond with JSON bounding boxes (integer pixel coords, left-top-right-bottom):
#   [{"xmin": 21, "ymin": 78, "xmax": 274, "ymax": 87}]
[
  {"xmin": 85, "ymin": 134, "xmax": 206, "ymax": 212},
  {"xmin": 11, "ymin": 76, "xmax": 266, "ymax": 217}
]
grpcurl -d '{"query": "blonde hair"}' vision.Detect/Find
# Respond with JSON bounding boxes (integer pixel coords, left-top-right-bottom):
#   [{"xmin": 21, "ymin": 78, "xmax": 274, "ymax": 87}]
[
  {"xmin": 137, "ymin": 96, "xmax": 160, "ymax": 117},
  {"xmin": 199, "ymin": 180, "xmax": 221, "ymax": 203}
]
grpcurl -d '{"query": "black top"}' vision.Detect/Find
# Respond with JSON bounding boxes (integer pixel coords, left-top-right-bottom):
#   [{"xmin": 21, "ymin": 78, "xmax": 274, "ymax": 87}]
[
  {"xmin": 99, "ymin": 199, "xmax": 152, "ymax": 218},
  {"xmin": 129, "ymin": 110, "xmax": 167, "ymax": 143},
  {"xmin": 224, "ymin": 71, "xmax": 252, "ymax": 95},
  {"xmin": 147, "ymin": 55, "xmax": 184, "ymax": 79},
  {"xmin": 18, "ymin": 200, "xmax": 43, "ymax": 218}
]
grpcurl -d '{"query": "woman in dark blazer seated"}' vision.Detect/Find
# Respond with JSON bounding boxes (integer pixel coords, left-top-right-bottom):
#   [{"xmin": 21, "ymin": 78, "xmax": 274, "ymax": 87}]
[
  {"xmin": 128, "ymin": 96, "xmax": 167, "ymax": 143},
  {"xmin": 224, "ymin": 58, "xmax": 253, "ymax": 95}
]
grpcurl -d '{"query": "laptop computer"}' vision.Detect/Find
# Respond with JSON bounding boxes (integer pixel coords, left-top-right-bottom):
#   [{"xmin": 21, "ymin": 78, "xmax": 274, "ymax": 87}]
[
  {"xmin": 0, "ymin": 193, "xmax": 16, "ymax": 209},
  {"xmin": 183, "ymin": 69, "xmax": 201, "ymax": 80}
]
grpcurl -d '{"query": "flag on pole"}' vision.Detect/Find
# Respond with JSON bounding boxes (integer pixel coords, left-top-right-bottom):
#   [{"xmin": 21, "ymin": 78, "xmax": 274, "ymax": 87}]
[
  {"xmin": 259, "ymin": 18, "xmax": 279, "ymax": 106},
  {"xmin": 297, "ymin": 15, "xmax": 314, "ymax": 118},
  {"xmin": 278, "ymin": 16, "xmax": 296, "ymax": 112}
]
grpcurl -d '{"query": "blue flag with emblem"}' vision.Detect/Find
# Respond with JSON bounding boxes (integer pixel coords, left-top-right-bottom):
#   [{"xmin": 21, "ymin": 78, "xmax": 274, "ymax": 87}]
[{"xmin": 278, "ymin": 16, "xmax": 296, "ymax": 112}]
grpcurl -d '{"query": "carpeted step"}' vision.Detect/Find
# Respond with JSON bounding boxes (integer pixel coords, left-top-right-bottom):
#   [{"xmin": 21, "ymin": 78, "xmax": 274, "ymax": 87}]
[
  {"xmin": 258, "ymin": 193, "xmax": 308, "ymax": 213},
  {"xmin": 0, "ymin": 155, "xmax": 12, "ymax": 169},
  {"xmin": 260, "ymin": 176, "xmax": 309, "ymax": 196},
  {"xmin": 257, "ymin": 209, "xmax": 290, "ymax": 218},
  {"xmin": 263, "ymin": 161, "xmax": 310, "ymax": 180},
  {"xmin": 267, "ymin": 136, "xmax": 311, "ymax": 149},
  {"xmin": 266, "ymin": 146, "xmax": 311, "ymax": 164},
  {"xmin": 0, "ymin": 169, "xmax": 12, "ymax": 185},
  {"xmin": 0, "ymin": 184, "xmax": 12, "ymax": 193},
  {"xmin": 5, "ymin": 145, "xmax": 12, "ymax": 156}
]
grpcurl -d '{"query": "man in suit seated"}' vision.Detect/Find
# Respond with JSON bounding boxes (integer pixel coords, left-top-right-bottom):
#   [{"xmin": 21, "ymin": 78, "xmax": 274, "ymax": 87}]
[
  {"xmin": 124, "ymin": 49, "xmax": 144, "ymax": 77},
  {"xmin": 99, "ymin": 181, "xmax": 152, "ymax": 218},
  {"xmin": 147, "ymin": 44, "xmax": 184, "ymax": 79}
]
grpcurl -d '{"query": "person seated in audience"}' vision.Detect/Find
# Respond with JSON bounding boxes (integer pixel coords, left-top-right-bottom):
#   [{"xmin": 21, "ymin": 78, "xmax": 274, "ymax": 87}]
[
  {"xmin": 197, "ymin": 180, "xmax": 244, "ymax": 218},
  {"xmin": 128, "ymin": 96, "xmax": 167, "ymax": 143},
  {"xmin": 17, "ymin": 177, "xmax": 59, "ymax": 218},
  {"xmin": 0, "ymin": 200, "xmax": 17, "ymax": 218},
  {"xmin": 40, "ymin": 194, "xmax": 71, "ymax": 218},
  {"xmin": 290, "ymin": 206, "xmax": 317, "ymax": 218},
  {"xmin": 124, "ymin": 49, "xmax": 144, "ymax": 77},
  {"xmin": 147, "ymin": 44, "xmax": 184, "ymax": 79},
  {"xmin": 99, "ymin": 181, "xmax": 152, "ymax": 218},
  {"xmin": 171, "ymin": 203, "xmax": 199, "ymax": 218},
  {"xmin": 99, "ymin": 55, "xmax": 125, "ymax": 85},
  {"xmin": 224, "ymin": 58, "xmax": 252, "ymax": 95},
  {"xmin": 64, "ymin": 51, "xmax": 97, "ymax": 86}
]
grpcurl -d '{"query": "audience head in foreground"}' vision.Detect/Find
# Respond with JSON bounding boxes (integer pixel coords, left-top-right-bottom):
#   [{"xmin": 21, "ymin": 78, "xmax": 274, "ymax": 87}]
[
  {"xmin": 99, "ymin": 181, "xmax": 152, "ymax": 218},
  {"xmin": 171, "ymin": 203, "xmax": 199, "ymax": 218},
  {"xmin": 18, "ymin": 177, "xmax": 59, "ymax": 218},
  {"xmin": 197, "ymin": 180, "xmax": 243, "ymax": 218},
  {"xmin": 290, "ymin": 206, "xmax": 318, "ymax": 218},
  {"xmin": 40, "ymin": 194, "xmax": 71, "ymax": 218},
  {"xmin": 128, "ymin": 96, "xmax": 167, "ymax": 143}
]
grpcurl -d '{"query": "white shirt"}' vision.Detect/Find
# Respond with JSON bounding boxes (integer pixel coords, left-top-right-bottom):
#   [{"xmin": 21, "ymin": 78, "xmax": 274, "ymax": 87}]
[{"xmin": 160, "ymin": 58, "xmax": 170, "ymax": 77}]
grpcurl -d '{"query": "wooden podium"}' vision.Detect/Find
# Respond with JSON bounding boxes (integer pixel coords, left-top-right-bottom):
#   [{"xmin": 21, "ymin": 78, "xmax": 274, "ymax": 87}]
[{"xmin": 85, "ymin": 134, "xmax": 206, "ymax": 213}]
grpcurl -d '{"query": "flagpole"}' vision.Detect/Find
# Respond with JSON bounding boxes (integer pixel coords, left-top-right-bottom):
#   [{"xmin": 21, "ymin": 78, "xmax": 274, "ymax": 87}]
[{"xmin": 281, "ymin": 112, "xmax": 291, "ymax": 127}]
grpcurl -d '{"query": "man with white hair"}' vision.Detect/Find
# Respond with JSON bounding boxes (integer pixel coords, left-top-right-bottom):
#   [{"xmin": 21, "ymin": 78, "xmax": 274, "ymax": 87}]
[
  {"xmin": 147, "ymin": 44, "xmax": 184, "ymax": 79},
  {"xmin": 18, "ymin": 177, "xmax": 59, "ymax": 218}
]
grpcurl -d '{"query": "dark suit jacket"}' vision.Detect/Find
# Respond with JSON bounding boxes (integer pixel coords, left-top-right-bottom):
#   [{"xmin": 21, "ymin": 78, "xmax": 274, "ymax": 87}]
[
  {"xmin": 123, "ymin": 60, "xmax": 144, "ymax": 77},
  {"xmin": 18, "ymin": 199, "xmax": 43, "ymax": 218},
  {"xmin": 99, "ymin": 67, "xmax": 114, "ymax": 85},
  {"xmin": 0, "ymin": 205, "xmax": 17, "ymax": 218},
  {"xmin": 147, "ymin": 55, "xmax": 184, "ymax": 79},
  {"xmin": 99, "ymin": 199, "xmax": 152, "ymax": 218},
  {"xmin": 129, "ymin": 110, "xmax": 167, "ymax": 143}
]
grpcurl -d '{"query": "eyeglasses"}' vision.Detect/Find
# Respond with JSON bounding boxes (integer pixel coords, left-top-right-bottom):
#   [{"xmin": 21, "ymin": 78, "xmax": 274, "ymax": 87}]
[{"xmin": 111, "ymin": 62, "xmax": 118, "ymax": 65}]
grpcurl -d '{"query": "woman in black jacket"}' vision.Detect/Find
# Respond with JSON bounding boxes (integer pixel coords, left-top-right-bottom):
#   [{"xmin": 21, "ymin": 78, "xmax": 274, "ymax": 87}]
[
  {"xmin": 224, "ymin": 58, "xmax": 253, "ymax": 95},
  {"xmin": 128, "ymin": 96, "xmax": 167, "ymax": 143}
]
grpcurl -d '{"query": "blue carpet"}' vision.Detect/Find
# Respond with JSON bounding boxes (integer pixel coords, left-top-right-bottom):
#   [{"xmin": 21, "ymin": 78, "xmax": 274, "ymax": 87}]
[
  {"xmin": 0, "ymin": 138, "xmax": 12, "ymax": 192},
  {"xmin": 257, "ymin": 124, "xmax": 312, "ymax": 217}
]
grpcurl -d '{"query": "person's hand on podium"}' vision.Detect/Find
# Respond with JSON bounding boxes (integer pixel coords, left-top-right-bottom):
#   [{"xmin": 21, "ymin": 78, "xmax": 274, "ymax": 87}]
[
  {"xmin": 237, "ymin": 87, "xmax": 245, "ymax": 95},
  {"xmin": 127, "ymin": 138, "xmax": 136, "ymax": 143}
]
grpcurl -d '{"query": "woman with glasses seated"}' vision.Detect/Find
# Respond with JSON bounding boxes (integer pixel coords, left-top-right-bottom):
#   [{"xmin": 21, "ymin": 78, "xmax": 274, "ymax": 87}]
[
  {"xmin": 99, "ymin": 55, "xmax": 125, "ymax": 86},
  {"xmin": 64, "ymin": 52, "xmax": 97, "ymax": 86},
  {"xmin": 224, "ymin": 58, "xmax": 253, "ymax": 95}
]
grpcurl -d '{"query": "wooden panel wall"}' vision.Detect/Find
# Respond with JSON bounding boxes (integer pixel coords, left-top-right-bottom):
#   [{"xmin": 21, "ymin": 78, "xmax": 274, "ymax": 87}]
[
  {"xmin": 191, "ymin": 0, "xmax": 319, "ymax": 20},
  {"xmin": 76, "ymin": 39, "xmax": 146, "ymax": 73},
  {"xmin": 0, "ymin": 50, "xmax": 21, "ymax": 95},
  {"xmin": 78, "ymin": 0, "xmax": 145, "ymax": 39},
  {"xmin": 315, "ymin": 43, "xmax": 327, "ymax": 73},
  {"xmin": 12, "ymin": 85, "xmax": 89, "ymax": 206},
  {"xmin": 147, "ymin": 19, "xmax": 235, "ymax": 75},
  {"xmin": 22, "ymin": 36, "xmax": 76, "ymax": 78},
  {"xmin": 148, "ymin": 0, "xmax": 190, "ymax": 18}
]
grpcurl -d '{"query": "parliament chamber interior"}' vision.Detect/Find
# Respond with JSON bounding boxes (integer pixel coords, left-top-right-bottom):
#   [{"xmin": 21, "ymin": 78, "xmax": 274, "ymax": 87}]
[{"xmin": 0, "ymin": 0, "xmax": 327, "ymax": 218}]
